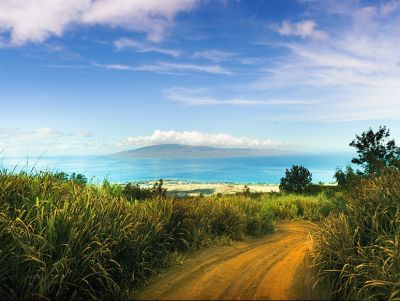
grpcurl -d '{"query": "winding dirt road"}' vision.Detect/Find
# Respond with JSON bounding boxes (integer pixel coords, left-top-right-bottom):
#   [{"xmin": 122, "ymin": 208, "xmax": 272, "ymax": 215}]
[{"xmin": 133, "ymin": 221, "xmax": 328, "ymax": 300}]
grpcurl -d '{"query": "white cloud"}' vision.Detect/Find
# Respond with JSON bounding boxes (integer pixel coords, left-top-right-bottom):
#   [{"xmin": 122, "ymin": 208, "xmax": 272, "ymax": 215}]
[
  {"xmin": 92, "ymin": 63, "xmax": 137, "ymax": 71},
  {"xmin": 274, "ymin": 20, "xmax": 328, "ymax": 41},
  {"xmin": 253, "ymin": 2, "xmax": 400, "ymax": 122},
  {"xmin": 164, "ymin": 87, "xmax": 315, "ymax": 106},
  {"xmin": 114, "ymin": 37, "xmax": 181, "ymax": 57},
  {"xmin": 192, "ymin": 49, "xmax": 238, "ymax": 61},
  {"xmin": 0, "ymin": 127, "xmax": 103, "ymax": 155},
  {"xmin": 118, "ymin": 130, "xmax": 286, "ymax": 148},
  {"xmin": 93, "ymin": 62, "xmax": 232, "ymax": 75},
  {"xmin": 154, "ymin": 62, "xmax": 232, "ymax": 75},
  {"xmin": 0, "ymin": 0, "xmax": 197, "ymax": 45}
]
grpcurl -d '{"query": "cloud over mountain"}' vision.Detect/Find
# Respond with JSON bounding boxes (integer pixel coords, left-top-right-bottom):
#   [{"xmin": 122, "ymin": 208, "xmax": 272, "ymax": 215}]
[{"xmin": 118, "ymin": 130, "xmax": 286, "ymax": 148}]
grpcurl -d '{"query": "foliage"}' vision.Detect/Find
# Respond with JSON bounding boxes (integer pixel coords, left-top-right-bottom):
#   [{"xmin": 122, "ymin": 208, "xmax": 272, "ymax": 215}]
[
  {"xmin": 151, "ymin": 179, "xmax": 167, "ymax": 198},
  {"xmin": 261, "ymin": 192, "xmax": 345, "ymax": 221},
  {"xmin": 121, "ymin": 179, "xmax": 167, "ymax": 201},
  {"xmin": 333, "ymin": 165, "xmax": 362, "ymax": 189},
  {"xmin": 69, "ymin": 173, "xmax": 88, "ymax": 185},
  {"xmin": 122, "ymin": 183, "xmax": 153, "ymax": 201},
  {"xmin": 311, "ymin": 169, "xmax": 400, "ymax": 300},
  {"xmin": 243, "ymin": 185, "xmax": 251, "ymax": 196},
  {"xmin": 279, "ymin": 165, "xmax": 312, "ymax": 193},
  {"xmin": 0, "ymin": 168, "xmax": 343, "ymax": 300},
  {"xmin": 52, "ymin": 171, "xmax": 87, "ymax": 185},
  {"xmin": 350, "ymin": 126, "xmax": 400, "ymax": 175},
  {"xmin": 1, "ymin": 171, "xmax": 337, "ymax": 299}
]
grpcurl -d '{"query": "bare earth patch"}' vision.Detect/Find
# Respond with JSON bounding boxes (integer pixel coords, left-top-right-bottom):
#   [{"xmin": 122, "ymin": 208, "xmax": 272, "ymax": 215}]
[{"xmin": 133, "ymin": 221, "xmax": 329, "ymax": 300}]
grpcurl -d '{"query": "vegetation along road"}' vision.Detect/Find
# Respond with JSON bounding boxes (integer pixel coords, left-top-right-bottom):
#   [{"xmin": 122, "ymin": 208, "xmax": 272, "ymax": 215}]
[{"xmin": 133, "ymin": 221, "xmax": 327, "ymax": 300}]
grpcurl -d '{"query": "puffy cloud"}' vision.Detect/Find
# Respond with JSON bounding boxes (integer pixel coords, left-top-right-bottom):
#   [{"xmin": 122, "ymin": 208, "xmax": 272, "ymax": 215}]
[
  {"xmin": 275, "ymin": 20, "xmax": 328, "ymax": 41},
  {"xmin": 0, "ymin": 0, "xmax": 89, "ymax": 45},
  {"xmin": 0, "ymin": 0, "xmax": 197, "ymax": 45},
  {"xmin": 119, "ymin": 130, "xmax": 286, "ymax": 148}
]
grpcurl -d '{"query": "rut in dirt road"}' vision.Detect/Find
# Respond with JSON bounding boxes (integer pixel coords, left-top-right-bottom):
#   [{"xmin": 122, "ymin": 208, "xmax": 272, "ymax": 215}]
[{"xmin": 133, "ymin": 221, "xmax": 327, "ymax": 300}]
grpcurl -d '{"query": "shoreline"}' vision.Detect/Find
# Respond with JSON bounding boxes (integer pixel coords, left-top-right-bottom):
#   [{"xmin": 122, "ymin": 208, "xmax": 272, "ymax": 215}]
[
  {"xmin": 131, "ymin": 179, "xmax": 280, "ymax": 196},
  {"xmin": 128, "ymin": 179, "xmax": 336, "ymax": 196}
]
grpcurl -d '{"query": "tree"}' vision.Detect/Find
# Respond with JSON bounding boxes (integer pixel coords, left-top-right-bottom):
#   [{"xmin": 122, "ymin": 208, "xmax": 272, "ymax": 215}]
[
  {"xmin": 122, "ymin": 183, "xmax": 152, "ymax": 201},
  {"xmin": 349, "ymin": 126, "xmax": 400, "ymax": 175},
  {"xmin": 333, "ymin": 165, "xmax": 361, "ymax": 188},
  {"xmin": 242, "ymin": 185, "xmax": 250, "ymax": 196},
  {"xmin": 70, "ymin": 173, "xmax": 87, "ymax": 185},
  {"xmin": 279, "ymin": 165, "xmax": 312, "ymax": 193},
  {"xmin": 151, "ymin": 179, "xmax": 167, "ymax": 198}
]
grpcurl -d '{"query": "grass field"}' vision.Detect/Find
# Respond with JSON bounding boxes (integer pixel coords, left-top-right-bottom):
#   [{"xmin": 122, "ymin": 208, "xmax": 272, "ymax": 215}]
[{"xmin": 0, "ymin": 170, "xmax": 341, "ymax": 300}]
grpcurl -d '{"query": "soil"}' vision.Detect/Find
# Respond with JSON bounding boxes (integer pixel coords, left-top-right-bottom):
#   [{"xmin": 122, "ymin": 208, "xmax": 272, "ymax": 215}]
[{"xmin": 133, "ymin": 221, "xmax": 330, "ymax": 300}]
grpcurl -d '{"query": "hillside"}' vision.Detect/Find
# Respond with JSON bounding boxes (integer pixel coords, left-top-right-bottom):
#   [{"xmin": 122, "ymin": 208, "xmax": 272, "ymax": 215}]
[{"xmin": 111, "ymin": 144, "xmax": 292, "ymax": 158}]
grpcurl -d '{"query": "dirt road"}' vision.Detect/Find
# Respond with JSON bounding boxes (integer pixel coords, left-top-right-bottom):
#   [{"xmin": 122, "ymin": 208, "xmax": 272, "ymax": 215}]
[{"xmin": 133, "ymin": 221, "xmax": 327, "ymax": 300}]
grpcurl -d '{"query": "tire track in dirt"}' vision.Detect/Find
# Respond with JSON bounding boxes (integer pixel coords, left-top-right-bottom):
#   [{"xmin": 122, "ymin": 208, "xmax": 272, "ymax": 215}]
[{"xmin": 133, "ymin": 221, "xmax": 325, "ymax": 300}]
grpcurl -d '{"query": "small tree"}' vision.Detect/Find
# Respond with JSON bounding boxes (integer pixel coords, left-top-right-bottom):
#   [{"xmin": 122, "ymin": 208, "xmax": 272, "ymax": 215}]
[
  {"xmin": 70, "ymin": 173, "xmax": 87, "ymax": 185},
  {"xmin": 122, "ymin": 183, "xmax": 152, "ymax": 201},
  {"xmin": 279, "ymin": 165, "xmax": 312, "ymax": 193},
  {"xmin": 151, "ymin": 179, "xmax": 167, "ymax": 198},
  {"xmin": 350, "ymin": 126, "xmax": 400, "ymax": 175},
  {"xmin": 333, "ymin": 165, "xmax": 361, "ymax": 188},
  {"xmin": 243, "ymin": 185, "xmax": 250, "ymax": 196}
]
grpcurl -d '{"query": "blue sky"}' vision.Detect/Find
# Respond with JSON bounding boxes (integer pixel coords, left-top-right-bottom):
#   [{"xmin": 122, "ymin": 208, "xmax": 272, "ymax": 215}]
[{"xmin": 1, "ymin": 0, "xmax": 400, "ymax": 156}]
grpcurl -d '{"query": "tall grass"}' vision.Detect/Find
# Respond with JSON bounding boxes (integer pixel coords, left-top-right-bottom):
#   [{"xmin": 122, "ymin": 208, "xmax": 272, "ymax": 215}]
[
  {"xmin": 311, "ymin": 170, "xmax": 400, "ymax": 300},
  {"xmin": 259, "ymin": 192, "xmax": 345, "ymax": 221},
  {"xmin": 0, "ymin": 170, "xmax": 340, "ymax": 299}
]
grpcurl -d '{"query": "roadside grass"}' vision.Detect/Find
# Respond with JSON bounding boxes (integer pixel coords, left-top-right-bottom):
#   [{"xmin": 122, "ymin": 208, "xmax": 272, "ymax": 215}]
[
  {"xmin": 311, "ymin": 170, "xmax": 400, "ymax": 300},
  {"xmin": 0, "ymin": 170, "xmax": 341, "ymax": 300}
]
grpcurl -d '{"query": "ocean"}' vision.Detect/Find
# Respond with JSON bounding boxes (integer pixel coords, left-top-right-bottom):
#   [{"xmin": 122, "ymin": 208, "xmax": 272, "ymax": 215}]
[{"xmin": 0, "ymin": 153, "xmax": 352, "ymax": 184}]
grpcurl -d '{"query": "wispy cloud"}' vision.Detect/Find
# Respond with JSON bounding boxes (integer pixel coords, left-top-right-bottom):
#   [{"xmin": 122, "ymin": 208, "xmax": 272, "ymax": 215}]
[
  {"xmin": 118, "ymin": 130, "xmax": 286, "ymax": 148},
  {"xmin": 154, "ymin": 62, "xmax": 232, "ymax": 75},
  {"xmin": 192, "ymin": 49, "xmax": 238, "ymax": 61},
  {"xmin": 164, "ymin": 87, "xmax": 315, "ymax": 106},
  {"xmin": 253, "ymin": 2, "xmax": 400, "ymax": 122},
  {"xmin": 0, "ymin": 0, "xmax": 198, "ymax": 45},
  {"xmin": 93, "ymin": 62, "xmax": 232, "ymax": 75},
  {"xmin": 0, "ymin": 127, "xmax": 104, "ymax": 156},
  {"xmin": 114, "ymin": 38, "xmax": 181, "ymax": 57}
]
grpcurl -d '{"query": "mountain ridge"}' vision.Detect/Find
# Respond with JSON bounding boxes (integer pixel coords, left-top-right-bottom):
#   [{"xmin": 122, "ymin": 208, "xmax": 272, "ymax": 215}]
[{"xmin": 111, "ymin": 144, "xmax": 293, "ymax": 158}]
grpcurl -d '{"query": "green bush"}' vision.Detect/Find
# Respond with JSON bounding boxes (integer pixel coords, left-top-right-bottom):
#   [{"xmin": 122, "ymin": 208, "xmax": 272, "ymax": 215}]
[{"xmin": 279, "ymin": 165, "xmax": 312, "ymax": 193}]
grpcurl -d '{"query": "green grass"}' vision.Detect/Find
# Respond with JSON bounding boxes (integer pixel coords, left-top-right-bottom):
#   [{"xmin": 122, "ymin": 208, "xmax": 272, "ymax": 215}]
[
  {"xmin": 0, "ymin": 170, "xmax": 340, "ymax": 300},
  {"xmin": 311, "ymin": 170, "xmax": 400, "ymax": 300}
]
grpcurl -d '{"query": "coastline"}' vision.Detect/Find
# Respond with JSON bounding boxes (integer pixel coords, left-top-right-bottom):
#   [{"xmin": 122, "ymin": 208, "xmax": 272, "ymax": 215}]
[{"xmin": 132, "ymin": 179, "xmax": 280, "ymax": 196}]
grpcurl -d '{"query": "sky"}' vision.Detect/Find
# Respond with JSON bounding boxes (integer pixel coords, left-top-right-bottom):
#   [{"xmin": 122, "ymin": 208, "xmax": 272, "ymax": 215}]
[{"xmin": 1, "ymin": 0, "xmax": 400, "ymax": 156}]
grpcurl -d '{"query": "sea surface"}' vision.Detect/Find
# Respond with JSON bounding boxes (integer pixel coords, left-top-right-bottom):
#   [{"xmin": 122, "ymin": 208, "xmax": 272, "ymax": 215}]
[{"xmin": 0, "ymin": 153, "xmax": 352, "ymax": 184}]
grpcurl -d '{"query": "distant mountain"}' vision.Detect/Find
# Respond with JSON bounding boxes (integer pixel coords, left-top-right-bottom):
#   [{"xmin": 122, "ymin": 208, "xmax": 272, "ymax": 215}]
[{"xmin": 111, "ymin": 144, "xmax": 293, "ymax": 158}]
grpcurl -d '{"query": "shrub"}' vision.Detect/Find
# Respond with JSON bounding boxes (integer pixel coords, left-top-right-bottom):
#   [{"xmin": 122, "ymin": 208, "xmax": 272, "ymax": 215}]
[
  {"xmin": 279, "ymin": 165, "xmax": 312, "ymax": 193},
  {"xmin": 122, "ymin": 183, "xmax": 152, "ymax": 201}
]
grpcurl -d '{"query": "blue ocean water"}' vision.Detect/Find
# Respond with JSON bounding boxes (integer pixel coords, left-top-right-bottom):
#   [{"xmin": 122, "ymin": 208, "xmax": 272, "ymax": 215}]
[{"xmin": 0, "ymin": 153, "xmax": 353, "ymax": 184}]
